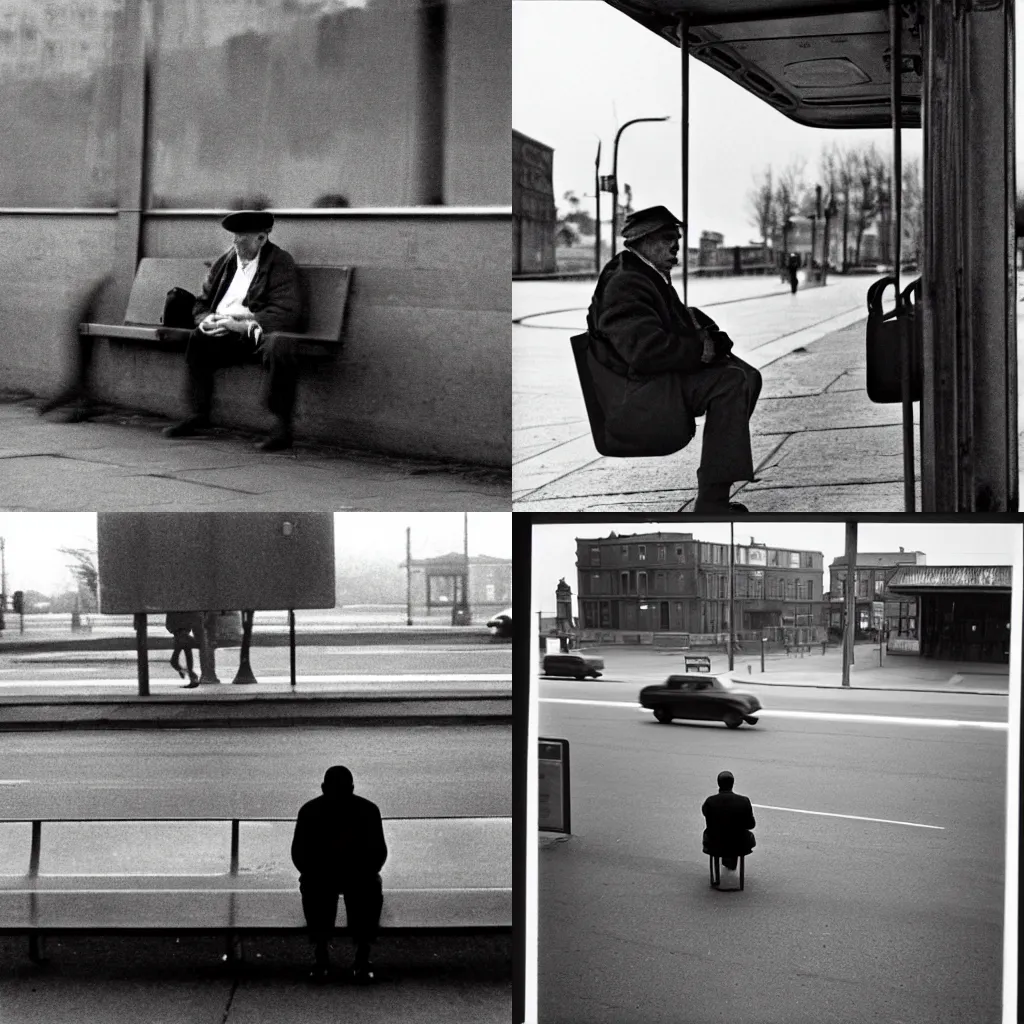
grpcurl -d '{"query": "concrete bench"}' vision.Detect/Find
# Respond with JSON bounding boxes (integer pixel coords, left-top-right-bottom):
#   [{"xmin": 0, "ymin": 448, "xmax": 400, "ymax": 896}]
[
  {"xmin": 79, "ymin": 258, "xmax": 354, "ymax": 358},
  {"xmin": 0, "ymin": 816, "xmax": 511, "ymax": 962}
]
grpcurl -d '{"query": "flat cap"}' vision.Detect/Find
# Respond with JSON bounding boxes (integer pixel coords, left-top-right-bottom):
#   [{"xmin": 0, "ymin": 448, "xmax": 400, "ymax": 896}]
[
  {"xmin": 221, "ymin": 209, "xmax": 274, "ymax": 233},
  {"xmin": 622, "ymin": 205, "xmax": 683, "ymax": 243}
]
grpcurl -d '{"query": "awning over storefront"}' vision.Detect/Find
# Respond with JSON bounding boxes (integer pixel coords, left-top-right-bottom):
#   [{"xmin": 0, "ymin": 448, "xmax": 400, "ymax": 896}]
[{"xmin": 886, "ymin": 565, "xmax": 1011, "ymax": 594}]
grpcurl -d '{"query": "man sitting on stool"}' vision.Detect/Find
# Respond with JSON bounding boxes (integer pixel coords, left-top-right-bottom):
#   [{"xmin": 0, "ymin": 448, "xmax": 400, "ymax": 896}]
[
  {"xmin": 163, "ymin": 210, "xmax": 303, "ymax": 451},
  {"xmin": 702, "ymin": 770, "xmax": 756, "ymax": 870}
]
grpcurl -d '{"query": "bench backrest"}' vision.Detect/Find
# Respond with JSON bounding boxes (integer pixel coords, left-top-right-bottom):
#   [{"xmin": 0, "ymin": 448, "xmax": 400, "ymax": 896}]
[{"xmin": 124, "ymin": 257, "xmax": 354, "ymax": 340}]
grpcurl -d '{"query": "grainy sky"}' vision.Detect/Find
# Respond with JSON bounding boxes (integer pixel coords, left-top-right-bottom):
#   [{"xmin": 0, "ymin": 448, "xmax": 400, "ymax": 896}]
[
  {"xmin": 0, "ymin": 513, "xmax": 511, "ymax": 596},
  {"xmin": 513, "ymin": 1, "xmax": 1019, "ymax": 247},
  {"xmin": 530, "ymin": 521, "xmax": 1020, "ymax": 615}
]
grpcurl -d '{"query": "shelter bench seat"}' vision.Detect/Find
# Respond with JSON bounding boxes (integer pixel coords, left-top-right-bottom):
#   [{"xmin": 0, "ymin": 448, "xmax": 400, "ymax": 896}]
[
  {"xmin": 0, "ymin": 816, "xmax": 511, "ymax": 963},
  {"xmin": 79, "ymin": 258, "xmax": 354, "ymax": 358}
]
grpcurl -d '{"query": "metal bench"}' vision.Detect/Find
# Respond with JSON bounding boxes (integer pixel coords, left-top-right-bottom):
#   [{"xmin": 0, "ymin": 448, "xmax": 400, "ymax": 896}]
[
  {"xmin": 0, "ymin": 815, "xmax": 510, "ymax": 963},
  {"xmin": 79, "ymin": 258, "xmax": 354, "ymax": 358}
]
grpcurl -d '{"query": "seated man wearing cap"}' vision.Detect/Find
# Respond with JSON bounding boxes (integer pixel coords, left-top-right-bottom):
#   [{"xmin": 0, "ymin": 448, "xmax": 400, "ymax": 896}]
[
  {"xmin": 164, "ymin": 210, "xmax": 304, "ymax": 451},
  {"xmin": 587, "ymin": 205, "xmax": 762, "ymax": 512}
]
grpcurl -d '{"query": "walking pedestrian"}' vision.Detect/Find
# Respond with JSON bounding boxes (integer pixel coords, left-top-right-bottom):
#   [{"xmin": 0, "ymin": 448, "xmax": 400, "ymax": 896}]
[{"xmin": 165, "ymin": 611, "xmax": 200, "ymax": 687}]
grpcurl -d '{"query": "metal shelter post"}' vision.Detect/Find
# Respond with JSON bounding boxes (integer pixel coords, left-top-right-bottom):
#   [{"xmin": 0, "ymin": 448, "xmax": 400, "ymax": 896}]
[
  {"xmin": 133, "ymin": 613, "xmax": 149, "ymax": 697},
  {"xmin": 679, "ymin": 12, "xmax": 690, "ymax": 307},
  {"xmin": 289, "ymin": 609, "xmax": 297, "ymax": 689}
]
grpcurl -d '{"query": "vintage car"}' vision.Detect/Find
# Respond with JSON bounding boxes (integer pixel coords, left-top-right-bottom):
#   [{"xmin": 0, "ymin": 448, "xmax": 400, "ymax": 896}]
[
  {"xmin": 638, "ymin": 673, "xmax": 761, "ymax": 728},
  {"xmin": 542, "ymin": 652, "xmax": 605, "ymax": 679}
]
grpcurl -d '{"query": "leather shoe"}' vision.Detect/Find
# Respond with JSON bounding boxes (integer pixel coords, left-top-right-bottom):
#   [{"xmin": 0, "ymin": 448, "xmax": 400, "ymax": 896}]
[
  {"xmin": 687, "ymin": 501, "xmax": 750, "ymax": 514},
  {"xmin": 259, "ymin": 429, "xmax": 293, "ymax": 452},
  {"xmin": 163, "ymin": 415, "xmax": 208, "ymax": 439}
]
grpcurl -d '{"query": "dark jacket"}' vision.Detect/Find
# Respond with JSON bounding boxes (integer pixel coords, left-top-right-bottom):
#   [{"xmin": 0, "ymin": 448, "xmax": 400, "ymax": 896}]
[
  {"xmin": 193, "ymin": 240, "xmax": 304, "ymax": 334},
  {"xmin": 291, "ymin": 793, "xmax": 388, "ymax": 882},
  {"xmin": 701, "ymin": 790, "xmax": 756, "ymax": 855},
  {"xmin": 586, "ymin": 249, "xmax": 733, "ymax": 378}
]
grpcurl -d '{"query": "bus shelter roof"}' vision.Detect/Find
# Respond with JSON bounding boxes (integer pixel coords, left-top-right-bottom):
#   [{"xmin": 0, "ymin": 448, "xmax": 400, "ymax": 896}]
[{"xmin": 603, "ymin": 0, "xmax": 921, "ymax": 129}]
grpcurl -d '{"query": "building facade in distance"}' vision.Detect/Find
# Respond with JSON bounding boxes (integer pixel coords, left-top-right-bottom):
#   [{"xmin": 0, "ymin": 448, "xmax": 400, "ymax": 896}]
[
  {"xmin": 575, "ymin": 531, "xmax": 825, "ymax": 642},
  {"xmin": 827, "ymin": 548, "xmax": 925, "ymax": 640}
]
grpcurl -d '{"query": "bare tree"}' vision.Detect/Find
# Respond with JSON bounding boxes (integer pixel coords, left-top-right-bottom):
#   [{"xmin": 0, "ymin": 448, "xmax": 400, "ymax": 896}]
[
  {"xmin": 774, "ymin": 157, "xmax": 807, "ymax": 262},
  {"xmin": 901, "ymin": 156, "xmax": 924, "ymax": 268},
  {"xmin": 835, "ymin": 144, "xmax": 859, "ymax": 271},
  {"xmin": 59, "ymin": 547, "xmax": 98, "ymax": 610},
  {"xmin": 747, "ymin": 165, "xmax": 775, "ymax": 247},
  {"xmin": 849, "ymin": 143, "xmax": 885, "ymax": 267}
]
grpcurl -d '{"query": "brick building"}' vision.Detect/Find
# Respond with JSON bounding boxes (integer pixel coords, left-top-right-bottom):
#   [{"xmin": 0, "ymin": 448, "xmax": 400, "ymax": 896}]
[
  {"xmin": 575, "ymin": 532, "xmax": 825, "ymax": 642},
  {"xmin": 827, "ymin": 548, "xmax": 926, "ymax": 640}
]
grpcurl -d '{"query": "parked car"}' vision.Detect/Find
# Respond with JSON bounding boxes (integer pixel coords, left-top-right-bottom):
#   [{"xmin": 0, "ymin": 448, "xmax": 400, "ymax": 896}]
[
  {"xmin": 638, "ymin": 674, "xmax": 761, "ymax": 728},
  {"xmin": 542, "ymin": 652, "xmax": 604, "ymax": 679},
  {"xmin": 486, "ymin": 609, "xmax": 512, "ymax": 638}
]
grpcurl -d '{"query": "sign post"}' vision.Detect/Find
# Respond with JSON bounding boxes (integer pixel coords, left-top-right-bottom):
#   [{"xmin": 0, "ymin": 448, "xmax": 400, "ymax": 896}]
[{"xmin": 539, "ymin": 737, "xmax": 571, "ymax": 834}]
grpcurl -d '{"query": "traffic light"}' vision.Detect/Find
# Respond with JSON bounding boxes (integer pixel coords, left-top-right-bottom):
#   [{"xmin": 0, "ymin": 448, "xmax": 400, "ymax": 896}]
[{"xmin": 12, "ymin": 591, "xmax": 24, "ymax": 614}]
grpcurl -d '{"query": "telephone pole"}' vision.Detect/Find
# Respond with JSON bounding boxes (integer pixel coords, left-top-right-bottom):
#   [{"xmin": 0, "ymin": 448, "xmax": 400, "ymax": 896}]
[
  {"xmin": 406, "ymin": 527, "xmax": 413, "ymax": 626},
  {"xmin": 0, "ymin": 536, "xmax": 6, "ymax": 631}
]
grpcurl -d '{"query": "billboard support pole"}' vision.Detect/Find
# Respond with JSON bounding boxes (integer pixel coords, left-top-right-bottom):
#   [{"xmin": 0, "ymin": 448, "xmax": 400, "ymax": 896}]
[
  {"xmin": 133, "ymin": 613, "xmax": 149, "ymax": 697},
  {"xmin": 232, "ymin": 610, "xmax": 257, "ymax": 684}
]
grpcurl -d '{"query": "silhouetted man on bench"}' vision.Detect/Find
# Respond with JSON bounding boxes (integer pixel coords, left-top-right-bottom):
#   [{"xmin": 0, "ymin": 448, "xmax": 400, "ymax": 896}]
[
  {"xmin": 164, "ymin": 210, "xmax": 304, "ymax": 451},
  {"xmin": 702, "ymin": 770, "xmax": 756, "ymax": 870},
  {"xmin": 291, "ymin": 765, "xmax": 388, "ymax": 984}
]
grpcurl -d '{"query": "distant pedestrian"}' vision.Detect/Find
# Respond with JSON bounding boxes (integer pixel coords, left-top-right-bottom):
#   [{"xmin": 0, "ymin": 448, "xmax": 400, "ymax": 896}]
[
  {"xmin": 701, "ymin": 770, "xmax": 756, "ymax": 870},
  {"xmin": 291, "ymin": 765, "xmax": 388, "ymax": 984},
  {"xmin": 165, "ymin": 612, "xmax": 200, "ymax": 687},
  {"xmin": 787, "ymin": 253, "xmax": 800, "ymax": 294}
]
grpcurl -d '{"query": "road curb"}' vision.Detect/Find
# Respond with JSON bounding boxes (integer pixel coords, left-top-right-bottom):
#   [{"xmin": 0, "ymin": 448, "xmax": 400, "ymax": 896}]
[{"xmin": 0, "ymin": 694, "xmax": 512, "ymax": 731}]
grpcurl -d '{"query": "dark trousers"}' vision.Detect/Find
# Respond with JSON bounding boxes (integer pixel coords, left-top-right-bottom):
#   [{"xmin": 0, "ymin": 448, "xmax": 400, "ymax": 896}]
[
  {"xmin": 678, "ymin": 354, "xmax": 762, "ymax": 486},
  {"xmin": 300, "ymin": 874, "xmax": 383, "ymax": 959},
  {"xmin": 184, "ymin": 330, "xmax": 297, "ymax": 425}
]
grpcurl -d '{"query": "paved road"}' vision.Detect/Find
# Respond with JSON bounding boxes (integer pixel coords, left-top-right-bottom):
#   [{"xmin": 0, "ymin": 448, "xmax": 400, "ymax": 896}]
[
  {"xmin": 537, "ymin": 686, "xmax": 1006, "ymax": 1024},
  {"xmin": 0, "ymin": 723, "xmax": 511, "ymax": 820}
]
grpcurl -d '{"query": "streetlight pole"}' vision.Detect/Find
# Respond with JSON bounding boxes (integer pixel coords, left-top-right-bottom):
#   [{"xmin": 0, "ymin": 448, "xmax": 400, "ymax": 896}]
[
  {"xmin": 728, "ymin": 522, "xmax": 734, "ymax": 672},
  {"xmin": 406, "ymin": 527, "xmax": 413, "ymax": 626},
  {"xmin": 610, "ymin": 116, "xmax": 669, "ymax": 256}
]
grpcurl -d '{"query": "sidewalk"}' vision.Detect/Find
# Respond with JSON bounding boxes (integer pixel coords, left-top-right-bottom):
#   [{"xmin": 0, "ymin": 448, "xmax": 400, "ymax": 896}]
[
  {"xmin": 0, "ymin": 934, "xmax": 510, "ymax": 1024},
  {"xmin": 601, "ymin": 644, "xmax": 1011, "ymax": 694},
  {"xmin": 0, "ymin": 394, "xmax": 510, "ymax": 511}
]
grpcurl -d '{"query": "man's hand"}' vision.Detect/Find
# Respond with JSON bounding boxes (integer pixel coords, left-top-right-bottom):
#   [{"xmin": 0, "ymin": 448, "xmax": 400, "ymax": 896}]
[{"xmin": 199, "ymin": 314, "xmax": 251, "ymax": 336}]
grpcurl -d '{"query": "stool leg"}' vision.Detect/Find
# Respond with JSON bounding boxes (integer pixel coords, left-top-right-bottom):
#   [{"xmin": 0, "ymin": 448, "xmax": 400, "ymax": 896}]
[{"xmin": 740, "ymin": 856, "xmax": 745, "ymax": 890}]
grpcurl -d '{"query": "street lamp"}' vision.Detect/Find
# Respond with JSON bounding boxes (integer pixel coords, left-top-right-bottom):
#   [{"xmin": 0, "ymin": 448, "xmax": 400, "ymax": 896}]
[{"xmin": 610, "ymin": 116, "xmax": 670, "ymax": 256}]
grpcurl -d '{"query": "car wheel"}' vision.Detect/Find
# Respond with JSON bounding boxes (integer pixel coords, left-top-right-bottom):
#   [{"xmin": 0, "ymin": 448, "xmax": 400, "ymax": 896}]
[
  {"xmin": 724, "ymin": 711, "xmax": 743, "ymax": 729},
  {"xmin": 653, "ymin": 708, "xmax": 672, "ymax": 724},
  {"xmin": 744, "ymin": 716, "xmax": 759, "ymax": 725}
]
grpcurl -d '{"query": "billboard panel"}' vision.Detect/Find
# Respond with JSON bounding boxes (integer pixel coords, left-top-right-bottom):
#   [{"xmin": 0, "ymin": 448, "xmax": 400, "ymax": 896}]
[{"xmin": 97, "ymin": 513, "xmax": 335, "ymax": 613}]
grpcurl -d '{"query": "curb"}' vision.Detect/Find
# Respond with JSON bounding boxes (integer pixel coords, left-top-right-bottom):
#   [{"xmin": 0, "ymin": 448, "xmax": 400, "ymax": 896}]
[{"xmin": 0, "ymin": 694, "xmax": 512, "ymax": 731}]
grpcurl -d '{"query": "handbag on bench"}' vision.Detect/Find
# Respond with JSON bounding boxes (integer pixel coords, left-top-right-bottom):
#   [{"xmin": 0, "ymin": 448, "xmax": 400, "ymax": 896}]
[{"xmin": 162, "ymin": 287, "xmax": 198, "ymax": 330}]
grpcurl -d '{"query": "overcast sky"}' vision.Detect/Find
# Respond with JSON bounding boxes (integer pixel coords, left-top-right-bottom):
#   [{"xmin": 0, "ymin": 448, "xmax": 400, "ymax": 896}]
[
  {"xmin": 0, "ymin": 513, "xmax": 511, "ymax": 597},
  {"xmin": 513, "ymin": 1, "xmax": 1021, "ymax": 247},
  {"xmin": 530, "ymin": 521, "xmax": 1020, "ymax": 615}
]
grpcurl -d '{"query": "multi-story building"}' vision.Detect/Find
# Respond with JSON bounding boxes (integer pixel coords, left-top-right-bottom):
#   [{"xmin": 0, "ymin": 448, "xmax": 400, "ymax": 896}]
[
  {"xmin": 575, "ymin": 532, "xmax": 825, "ymax": 642},
  {"xmin": 827, "ymin": 548, "xmax": 925, "ymax": 639}
]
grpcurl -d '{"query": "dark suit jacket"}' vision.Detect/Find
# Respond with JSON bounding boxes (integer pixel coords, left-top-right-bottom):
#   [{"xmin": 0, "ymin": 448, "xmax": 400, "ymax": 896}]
[
  {"xmin": 701, "ymin": 790, "xmax": 756, "ymax": 855},
  {"xmin": 291, "ymin": 793, "xmax": 388, "ymax": 884},
  {"xmin": 586, "ymin": 249, "xmax": 733, "ymax": 378},
  {"xmin": 193, "ymin": 240, "xmax": 304, "ymax": 334}
]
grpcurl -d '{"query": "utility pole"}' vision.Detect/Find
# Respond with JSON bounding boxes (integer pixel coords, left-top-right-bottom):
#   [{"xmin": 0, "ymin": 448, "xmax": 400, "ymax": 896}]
[
  {"xmin": 841, "ymin": 522, "xmax": 857, "ymax": 686},
  {"xmin": 727, "ymin": 522, "xmax": 735, "ymax": 671},
  {"xmin": 406, "ymin": 527, "xmax": 413, "ymax": 626},
  {"xmin": 0, "ymin": 536, "xmax": 6, "ymax": 632},
  {"xmin": 594, "ymin": 139, "xmax": 602, "ymax": 274}
]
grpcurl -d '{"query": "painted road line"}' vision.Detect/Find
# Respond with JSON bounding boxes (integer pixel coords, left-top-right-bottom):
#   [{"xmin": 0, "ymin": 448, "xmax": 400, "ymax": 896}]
[
  {"xmin": 752, "ymin": 804, "xmax": 944, "ymax": 830},
  {"xmin": 539, "ymin": 697, "xmax": 1007, "ymax": 729},
  {"xmin": 0, "ymin": 780, "xmax": 30, "ymax": 785}
]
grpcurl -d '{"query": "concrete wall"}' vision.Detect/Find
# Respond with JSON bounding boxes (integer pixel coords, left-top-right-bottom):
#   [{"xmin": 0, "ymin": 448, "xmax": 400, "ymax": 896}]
[{"xmin": 0, "ymin": 210, "xmax": 510, "ymax": 466}]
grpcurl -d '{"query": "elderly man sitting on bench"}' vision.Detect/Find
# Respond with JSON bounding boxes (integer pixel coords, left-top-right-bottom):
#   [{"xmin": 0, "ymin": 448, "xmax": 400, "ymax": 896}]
[{"xmin": 164, "ymin": 210, "xmax": 303, "ymax": 451}]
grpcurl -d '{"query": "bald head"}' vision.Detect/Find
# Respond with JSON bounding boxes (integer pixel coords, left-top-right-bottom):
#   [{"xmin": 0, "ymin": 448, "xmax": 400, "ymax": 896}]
[
  {"xmin": 717, "ymin": 771, "xmax": 735, "ymax": 791},
  {"xmin": 322, "ymin": 765, "xmax": 354, "ymax": 797}
]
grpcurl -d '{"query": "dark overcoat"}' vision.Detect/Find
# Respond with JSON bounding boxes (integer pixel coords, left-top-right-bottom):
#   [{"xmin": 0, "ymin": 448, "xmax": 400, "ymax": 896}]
[
  {"xmin": 586, "ymin": 249, "xmax": 734, "ymax": 376},
  {"xmin": 701, "ymin": 790, "xmax": 757, "ymax": 856},
  {"xmin": 291, "ymin": 793, "xmax": 388, "ymax": 884},
  {"xmin": 192, "ymin": 240, "xmax": 304, "ymax": 334}
]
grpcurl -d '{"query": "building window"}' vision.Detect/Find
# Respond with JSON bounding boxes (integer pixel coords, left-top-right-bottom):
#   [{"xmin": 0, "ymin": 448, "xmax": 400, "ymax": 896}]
[
  {"xmin": 655, "ymin": 571, "xmax": 665, "ymax": 593},
  {"xmin": 638, "ymin": 545, "xmax": 646, "ymax": 561},
  {"xmin": 621, "ymin": 545, "xmax": 628, "ymax": 559},
  {"xmin": 807, "ymin": 579, "xmax": 814, "ymax": 600},
  {"xmin": 590, "ymin": 546, "xmax": 600, "ymax": 566},
  {"xmin": 677, "ymin": 572, "xmax": 686, "ymax": 591},
  {"xmin": 736, "ymin": 548, "xmax": 746, "ymax": 564},
  {"xmin": 675, "ymin": 545, "xmax": 684, "ymax": 560},
  {"xmin": 796, "ymin": 579, "xmax": 804, "ymax": 599},
  {"xmin": 734, "ymin": 574, "xmax": 747, "ymax": 598},
  {"xmin": 767, "ymin": 578, "xmax": 776, "ymax": 598},
  {"xmin": 600, "ymin": 601, "xmax": 612, "ymax": 628},
  {"xmin": 858, "ymin": 573, "xmax": 868, "ymax": 598},
  {"xmin": 804, "ymin": 553, "xmax": 814, "ymax": 568},
  {"xmin": 786, "ymin": 579, "xmax": 795, "ymax": 599},
  {"xmin": 620, "ymin": 571, "xmax": 629, "ymax": 595},
  {"xmin": 700, "ymin": 544, "xmax": 710, "ymax": 562},
  {"xmin": 591, "ymin": 573, "xmax": 601, "ymax": 593},
  {"xmin": 751, "ymin": 575, "xmax": 763, "ymax": 598},
  {"xmin": 583, "ymin": 602, "xmax": 597, "ymax": 628},
  {"xmin": 789, "ymin": 552, "xmax": 800, "ymax": 568},
  {"xmin": 874, "ymin": 578, "xmax": 885, "ymax": 595},
  {"xmin": 638, "ymin": 571, "xmax": 647, "ymax": 595},
  {"xmin": 657, "ymin": 544, "xmax": 666, "ymax": 562}
]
